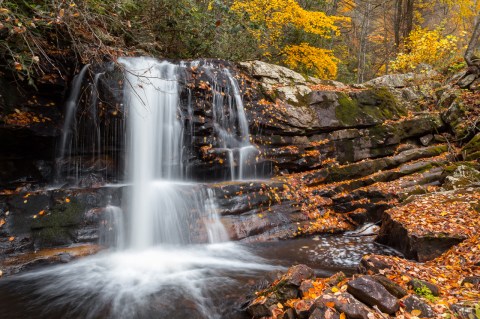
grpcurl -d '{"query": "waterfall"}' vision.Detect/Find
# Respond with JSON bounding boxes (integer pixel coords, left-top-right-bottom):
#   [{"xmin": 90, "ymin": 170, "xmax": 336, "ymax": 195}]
[
  {"xmin": 120, "ymin": 57, "xmax": 232, "ymax": 248},
  {"xmin": 55, "ymin": 64, "xmax": 90, "ymax": 182},
  {"xmin": 0, "ymin": 58, "xmax": 277, "ymax": 319}
]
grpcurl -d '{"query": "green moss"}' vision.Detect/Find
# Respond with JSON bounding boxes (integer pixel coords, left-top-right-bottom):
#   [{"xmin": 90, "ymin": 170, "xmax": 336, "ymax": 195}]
[
  {"xmin": 413, "ymin": 283, "xmax": 437, "ymax": 302},
  {"xmin": 462, "ymin": 134, "xmax": 480, "ymax": 161},
  {"xmin": 335, "ymin": 88, "xmax": 406, "ymax": 127},
  {"xmin": 32, "ymin": 200, "xmax": 84, "ymax": 229},
  {"xmin": 336, "ymin": 92, "xmax": 360, "ymax": 126}
]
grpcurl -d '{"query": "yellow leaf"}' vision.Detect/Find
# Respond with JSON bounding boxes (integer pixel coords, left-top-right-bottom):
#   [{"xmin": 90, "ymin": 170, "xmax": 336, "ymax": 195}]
[
  {"xmin": 277, "ymin": 303, "xmax": 283, "ymax": 309},
  {"xmin": 65, "ymin": 198, "xmax": 70, "ymax": 203},
  {"xmin": 331, "ymin": 287, "xmax": 339, "ymax": 293},
  {"xmin": 59, "ymin": 8, "xmax": 65, "ymax": 17},
  {"xmin": 340, "ymin": 313, "xmax": 346, "ymax": 319},
  {"xmin": 411, "ymin": 309, "xmax": 422, "ymax": 316},
  {"xmin": 8, "ymin": 236, "xmax": 15, "ymax": 241}
]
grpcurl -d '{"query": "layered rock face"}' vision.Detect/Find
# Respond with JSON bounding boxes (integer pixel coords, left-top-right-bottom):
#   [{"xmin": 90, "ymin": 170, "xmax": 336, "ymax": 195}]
[{"xmin": 1, "ymin": 59, "xmax": 478, "ymax": 273}]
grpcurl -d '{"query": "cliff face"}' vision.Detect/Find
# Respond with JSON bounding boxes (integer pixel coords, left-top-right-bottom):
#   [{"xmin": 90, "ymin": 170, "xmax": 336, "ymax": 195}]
[{"xmin": 0, "ymin": 59, "xmax": 478, "ymax": 274}]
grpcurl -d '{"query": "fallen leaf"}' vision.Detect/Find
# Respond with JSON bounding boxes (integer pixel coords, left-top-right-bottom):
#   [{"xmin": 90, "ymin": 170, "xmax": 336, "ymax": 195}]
[{"xmin": 411, "ymin": 309, "xmax": 422, "ymax": 316}]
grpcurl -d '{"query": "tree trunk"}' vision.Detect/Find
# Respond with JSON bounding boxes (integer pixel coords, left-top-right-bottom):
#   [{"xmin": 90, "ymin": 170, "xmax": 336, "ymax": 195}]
[
  {"xmin": 465, "ymin": 16, "xmax": 480, "ymax": 70},
  {"xmin": 394, "ymin": 0, "xmax": 403, "ymax": 49}
]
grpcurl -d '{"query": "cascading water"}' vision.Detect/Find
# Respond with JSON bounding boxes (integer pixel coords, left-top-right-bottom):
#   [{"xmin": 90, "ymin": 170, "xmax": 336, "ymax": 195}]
[{"xmin": 0, "ymin": 57, "xmax": 275, "ymax": 319}]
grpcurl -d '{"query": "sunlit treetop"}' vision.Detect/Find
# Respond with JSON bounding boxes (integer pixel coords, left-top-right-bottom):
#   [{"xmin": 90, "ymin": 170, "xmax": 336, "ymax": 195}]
[{"xmin": 231, "ymin": 0, "xmax": 349, "ymax": 79}]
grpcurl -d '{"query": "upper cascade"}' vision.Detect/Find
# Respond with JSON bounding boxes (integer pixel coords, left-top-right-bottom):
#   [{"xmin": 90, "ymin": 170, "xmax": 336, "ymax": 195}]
[{"xmin": 55, "ymin": 57, "xmax": 263, "ymax": 186}]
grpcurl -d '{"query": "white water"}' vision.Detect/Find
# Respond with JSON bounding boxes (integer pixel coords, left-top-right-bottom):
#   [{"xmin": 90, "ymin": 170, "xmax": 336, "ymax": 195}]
[
  {"xmin": 55, "ymin": 64, "xmax": 90, "ymax": 182},
  {"xmin": 1, "ymin": 58, "xmax": 276, "ymax": 319}
]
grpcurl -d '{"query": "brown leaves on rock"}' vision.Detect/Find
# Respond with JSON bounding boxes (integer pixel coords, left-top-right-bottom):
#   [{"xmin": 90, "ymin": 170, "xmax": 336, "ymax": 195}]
[
  {"xmin": 387, "ymin": 189, "xmax": 480, "ymax": 238},
  {"xmin": 2, "ymin": 111, "xmax": 52, "ymax": 126},
  {"xmin": 362, "ymin": 236, "xmax": 480, "ymax": 314}
]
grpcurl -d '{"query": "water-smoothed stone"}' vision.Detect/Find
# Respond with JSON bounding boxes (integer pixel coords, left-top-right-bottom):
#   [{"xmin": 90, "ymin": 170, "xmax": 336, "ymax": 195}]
[
  {"xmin": 319, "ymin": 293, "xmax": 370, "ymax": 319},
  {"xmin": 451, "ymin": 302, "xmax": 480, "ymax": 319},
  {"xmin": 293, "ymin": 299, "xmax": 315, "ymax": 318},
  {"xmin": 347, "ymin": 276, "xmax": 400, "ymax": 314},
  {"xmin": 371, "ymin": 275, "xmax": 407, "ymax": 298},
  {"xmin": 462, "ymin": 276, "xmax": 480, "ymax": 289},
  {"xmin": 299, "ymin": 280, "xmax": 315, "ymax": 296},
  {"xmin": 403, "ymin": 295, "xmax": 436, "ymax": 318},
  {"xmin": 284, "ymin": 264, "xmax": 314, "ymax": 286},
  {"xmin": 358, "ymin": 255, "xmax": 392, "ymax": 275},
  {"xmin": 309, "ymin": 300, "xmax": 340, "ymax": 319}
]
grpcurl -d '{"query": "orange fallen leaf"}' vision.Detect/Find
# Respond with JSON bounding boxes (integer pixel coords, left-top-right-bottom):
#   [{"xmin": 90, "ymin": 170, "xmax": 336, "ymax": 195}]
[
  {"xmin": 8, "ymin": 236, "xmax": 15, "ymax": 241},
  {"xmin": 325, "ymin": 301, "xmax": 335, "ymax": 308}
]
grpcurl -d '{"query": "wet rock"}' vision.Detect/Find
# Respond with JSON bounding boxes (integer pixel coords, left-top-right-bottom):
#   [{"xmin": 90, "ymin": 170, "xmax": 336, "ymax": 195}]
[
  {"xmin": 408, "ymin": 279, "xmax": 440, "ymax": 296},
  {"xmin": 319, "ymin": 293, "xmax": 370, "ymax": 319},
  {"xmin": 462, "ymin": 276, "xmax": 480, "ymax": 289},
  {"xmin": 450, "ymin": 302, "xmax": 479, "ymax": 319},
  {"xmin": 347, "ymin": 275, "xmax": 400, "ymax": 314},
  {"xmin": 283, "ymin": 308, "xmax": 296, "ymax": 319},
  {"xmin": 358, "ymin": 255, "xmax": 392, "ymax": 274},
  {"xmin": 293, "ymin": 299, "xmax": 315, "ymax": 318},
  {"xmin": 403, "ymin": 295, "xmax": 435, "ymax": 318},
  {"xmin": 247, "ymin": 298, "xmax": 273, "ymax": 318},
  {"xmin": 327, "ymin": 272, "xmax": 346, "ymax": 287},
  {"xmin": 372, "ymin": 275, "xmax": 408, "ymax": 298},
  {"xmin": 309, "ymin": 300, "xmax": 340, "ymax": 319},
  {"xmin": 299, "ymin": 280, "xmax": 315, "ymax": 296},
  {"xmin": 284, "ymin": 264, "xmax": 314, "ymax": 286},
  {"xmin": 419, "ymin": 134, "xmax": 434, "ymax": 146}
]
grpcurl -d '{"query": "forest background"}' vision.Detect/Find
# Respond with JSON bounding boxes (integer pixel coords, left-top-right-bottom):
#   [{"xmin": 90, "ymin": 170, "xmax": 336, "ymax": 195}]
[{"xmin": 0, "ymin": 0, "xmax": 479, "ymax": 86}]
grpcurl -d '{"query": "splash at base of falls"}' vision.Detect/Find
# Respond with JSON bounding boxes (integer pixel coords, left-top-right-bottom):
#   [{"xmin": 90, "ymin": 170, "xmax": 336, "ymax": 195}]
[{"xmin": 1, "ymin": 244, "xmax": 277, "ymax": 319}]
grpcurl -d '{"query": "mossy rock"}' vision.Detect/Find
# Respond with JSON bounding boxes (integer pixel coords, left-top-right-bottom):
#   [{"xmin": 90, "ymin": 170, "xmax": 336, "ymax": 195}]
[
  {"xmin": 31, "ymin": 200, "xmax": 85, "ymax": 249},
  {"xmin": 335, "ymin": 88, "xmax": 406, "ymax": 127},
  {"xmin": 462, "ymin": 133, "xmax": 480, "ymax": 161}
]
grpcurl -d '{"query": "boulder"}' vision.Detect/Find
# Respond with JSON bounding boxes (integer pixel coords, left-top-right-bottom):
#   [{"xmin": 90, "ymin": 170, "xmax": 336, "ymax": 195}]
[
  {"xmin": 371, "ymin": 275, "xmax": 408, "ymax": 298},
  {"xmin": 284, "ymin": 264, "xmax": 315, "ymax": 286},
  {"xmin": 462, "ymin": 276, "xmax": 480, "ymax": 289},
  {"xmin": 403, "ymin": 295, "xmax": 436, "ymax": 318},
  {"xmin": 358, "ymin": 255, "xmax": 392, "ymax": 275},
  {"xmin": 293, "ymin": 299, "xmax": 315, "ymax": 318},
  {"xmin": 347, "ymin": 276, "xmax": 400, "ymax": 314},
  {"xmin": 462, "ymin": 133, "xmax": 480, "ymax": 161},
  {"xmin": 408, "ymin": 279, "xmax": 440, "ymax": 297},
  {"xmin": 319, "ymin": 293, "xmax": 370, "ymax": 319},
  {"xmin": 363, "ymin": 71, "xmax": 438, "ymax": 88},
  {"xmin": 309, "ymin": 300, "xmax": 340, "ymax": 319},
  {"xmin": 450, "ymin": 302, "xmax": 480, "ymax": 319}
]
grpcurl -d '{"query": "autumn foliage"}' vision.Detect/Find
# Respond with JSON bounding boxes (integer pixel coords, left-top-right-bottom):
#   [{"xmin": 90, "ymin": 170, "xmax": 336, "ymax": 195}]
[{"xmin": 231, "ymin": 0, "xmax": 348, "ymax": 79}]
